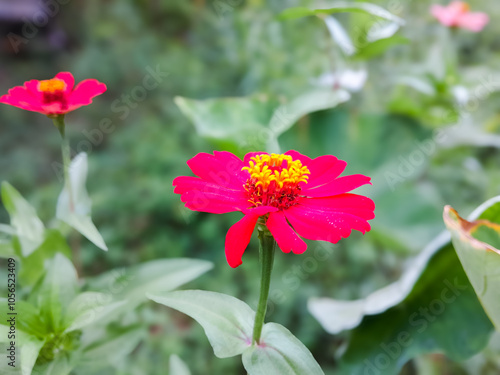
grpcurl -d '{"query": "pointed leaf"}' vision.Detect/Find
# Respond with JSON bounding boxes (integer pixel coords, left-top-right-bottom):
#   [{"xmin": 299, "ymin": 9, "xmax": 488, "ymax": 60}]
[
  {"xmin": 169, "ymin": 355, "xmax": 191, "ymax": 375},
  {"xmin": 56, "ymin": 153, "xmax": 107, "ymax": 251},
  {"xmin": 309, "ymin": 196, "xmax": 500, "ymax": 374},
  {"xmin": 63, "ymin": 292, "xmax": 127, "ymax": 333},
  {"xmin": 243, "ymin": 323, "xmax": 324, "ymax": 375},
  {"xmin": 148, "ymin": 290, "xmax": 255, "ymax": 358},
  {"xmin": 86, "ymin": 258, "xmax": 213, "ymax": 309},
  {"xmin": 444, "ymin": 204, "xmax": 500, "ymax": 330},
  {"xmin": 1, "ymin": 182, "xmax": 45, "ymax": 257},
  {"xmin": 279, "ymin": 2, "xmax": 404, "ymax": 25},
  {"xmin": 38, "ymin": 253, "xmax": 78, "ymax": 333}
]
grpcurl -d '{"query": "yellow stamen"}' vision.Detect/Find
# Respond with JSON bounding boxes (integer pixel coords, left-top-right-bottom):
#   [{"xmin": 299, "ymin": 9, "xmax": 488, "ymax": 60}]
[
  {"xmin": 38, "ymin": 78, "xmax": 66, "ymax": 93},
  {"xmin": 242, "ymin": 153, "xmax": 310, "ymax": 189}
]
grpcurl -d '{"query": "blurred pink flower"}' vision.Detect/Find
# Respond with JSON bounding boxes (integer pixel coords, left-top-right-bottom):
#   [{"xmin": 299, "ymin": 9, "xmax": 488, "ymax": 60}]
[{"xmin": 431, "ymin": 1, "xmax": 489, "ymax": 32}]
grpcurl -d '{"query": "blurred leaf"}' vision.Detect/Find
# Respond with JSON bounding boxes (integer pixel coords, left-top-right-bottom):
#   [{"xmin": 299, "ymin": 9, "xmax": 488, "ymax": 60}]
[
  {"xmin": 324, "ymin": 16, "xmax": 355, "ymax": 55},
  {"xmin": 0, "ymin": 239, "xmax": 15, "ymax": 258},
  {"xmin": 175, "ymin": 90, "xmax": 349, "ymax": 155},
  {"xmin": 278, "ymin": 2, "xmax": 404, "ymax": 25},
  {"xmin": 86, "ymin": 258, "xmax": 213, "ymax": 308},
  {"xmin": 37, "ymin": 254, "xmax": 78, "ymax": 333},
  {"xmin": 80, "ymin": 326, "xmax": 145, "ymax": 368},
  {"xmin": 32, "ymin": 355, "xmax": 73, "ymax": 375},
  {"xmin": 19, "ymin": 229, "xmax": 71, "ymax": 287},
  {"xmin": 0, "ymin": 325, "xmax": 45, "ymax": 375},
  {"xmin": 169, "ymin": 355, "xmax": 191, "ymax": 375},
  {"xmin": 354, "ymin": 35, "xmax": 409, "ymax": 60},
  {"xmin": 56, "ymin": 153, "xmax": 107, "ymax": 251},
  {"xmin": 444, "ymin": 203, "xmax": 500, "ymax": 330},
  {"xmin": 309, "ymin": 196, "xmax": 500, "ymax": 374},
  {"xmin": 148, "ymin": 290, "xmax": 255, "ymax": 358},
  {"xmin": 1, "ymin": 182, "xmax": 45, "ymax": 257},
  {"xmin": 0, "ymin": 299, "xmax": 47, "ymax": 338},
  {"xmin": 243, "ymin": 323, "xmax": 324, "ymax": 375},
  {"xmin": 63, "ymin": 292, "xmax": 127, "ymax": 333}
]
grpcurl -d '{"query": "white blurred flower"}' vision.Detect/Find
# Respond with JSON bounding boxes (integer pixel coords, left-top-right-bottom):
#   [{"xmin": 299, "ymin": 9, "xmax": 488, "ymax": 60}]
[{"xmin": 313, "ymin": 70, "xmax": 368, "ymax": 92}]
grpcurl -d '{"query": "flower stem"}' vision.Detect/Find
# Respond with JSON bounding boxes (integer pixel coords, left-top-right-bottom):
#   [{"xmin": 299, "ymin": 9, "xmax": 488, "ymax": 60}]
[
  {"xmin": 52, "ymin": 115, "xmax": 74, "ymax": 213},
  {"xmin": 252, "ymin": 226, "xmax": 276, "ymax": 345}
]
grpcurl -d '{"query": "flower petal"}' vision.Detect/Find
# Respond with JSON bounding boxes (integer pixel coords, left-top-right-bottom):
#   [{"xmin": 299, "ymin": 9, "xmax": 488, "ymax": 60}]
[
  {"xmin": 173, "ymin": 176, "xmax": 249, "ymax": 214},
  {"xmin": 267, "ymin": 211, "xmax": 307, "ymax": 254},
  {"xmin": 187, "ymin": 151, "xmax": 247, "ymax": 188},
  {"xmin": 285, "ymin": 151, "xmax": 347, "ymax": 189},
  {"xmin": 225, "ymin": 213, "xmax": 259, "ymax": 268},
  {"xmin": 67, "ymin": 79, "xmax": 107, "ymax": 110},
  {"xmin": 55, "ymin": 72, "xmax": 75, "ymax": 94},
  {"xmin": 303, "ymin": 174, "xmax": 371, "ymax": 197},
  {"xmin": 285, "ymin": 200, "xmax": 372, "ymax": 243},
  {"xmin": 457, "ymin": 12, "xmax": 489, "ymax": 32},
  {"xmin": 298, "ymin": 195, "xmax": 375, "ymax": 220},
  {"xmin": 0, "ymin": 86, "xmax": 42, "ymax": 112}
]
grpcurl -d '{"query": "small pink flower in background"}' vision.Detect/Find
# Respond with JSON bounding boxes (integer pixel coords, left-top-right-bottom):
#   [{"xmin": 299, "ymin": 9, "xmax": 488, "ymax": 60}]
[
  {"xmin": 431, "ymin": 1, "xmax": 489, "ymax": 32},
  {"xmin": 173, "ymin": 151, "xmax": 375, "ymax": 268},
  {"xmin": 0, "ymin": 72, "xmax": 106, "ymax": 116}
]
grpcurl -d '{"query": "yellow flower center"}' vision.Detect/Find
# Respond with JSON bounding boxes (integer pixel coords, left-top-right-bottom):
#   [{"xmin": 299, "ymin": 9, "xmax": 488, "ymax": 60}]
[
  {"xmin": 38, "ymin": 78, "xmax": 66, "ymax": 93},
  {"xmin": 242, "ymin": 154, "xmax": 310, "ymax": 209},
  {"xmin": 457, "ymin": 2, "xmax": 470, "ymax": 12},
  {"xmin": 242, "ymin": 153, "xmax": 310, "ymax": 189}
]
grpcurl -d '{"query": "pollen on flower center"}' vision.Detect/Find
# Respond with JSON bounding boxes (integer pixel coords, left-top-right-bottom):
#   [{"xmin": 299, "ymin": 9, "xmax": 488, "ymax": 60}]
[
  {"xmin": 38, "ymin": 79, "xmax": 66, "ymax": 93},
  {"xmin": 242, "ymin": 153, "xmax": 310, "ymax": 209}
]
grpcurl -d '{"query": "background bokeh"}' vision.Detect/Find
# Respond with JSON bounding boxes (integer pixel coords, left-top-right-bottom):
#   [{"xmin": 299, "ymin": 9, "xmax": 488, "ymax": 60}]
[{"xmin": 1, "ymin": 0, "xmax": 500, "ymax": 373}]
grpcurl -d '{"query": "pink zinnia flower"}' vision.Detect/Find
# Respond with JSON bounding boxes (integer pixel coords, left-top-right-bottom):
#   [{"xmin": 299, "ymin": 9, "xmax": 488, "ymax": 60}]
[
  {"xmin": 0, "ymin": 72, "xmax": 106, "ymax": 116},
  {"xmin": 431, "ymin": 1, "xmax": 489, "ymax": 32},
  {"xmin": 173, "ymin": 151, "xmax": 375, "ymax": 268}
]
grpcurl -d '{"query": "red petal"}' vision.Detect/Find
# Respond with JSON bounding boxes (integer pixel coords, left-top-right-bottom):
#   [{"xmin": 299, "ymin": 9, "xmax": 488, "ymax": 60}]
[
  {"xmin": 67, "ymin": 79, "xmax": 107, "ymax": 110},
  {"xmin": 0, "ymin": 86, "xmax": 43, "ymax": 113},
  {"xmin": 303, "ymin": 174, "xmax": 371, "ymax": 197},
  {"xmin": 55, "ymin": 72, "xmax": 75, "ymax": 94},
  {"xmin": 225, "ymin": 213, "xmax": 259, "ymax": 268},
  {"xmin": 173, "ymin": 176, "xmax": 249, "ymax": 214},
  {"xmin": 298, "ymin": 195, "xmax": 375, "ymax": 220},
  {"xmin": 284, "ymin": 201, "xmax": 372, "ymax": 243},
  {"xmin": 187, "ymin": 151, "xmax": 247, "ymax": 189},
  {"xmin": 267, "ymin": 211, "xmax": 307, "ymax": 254}
]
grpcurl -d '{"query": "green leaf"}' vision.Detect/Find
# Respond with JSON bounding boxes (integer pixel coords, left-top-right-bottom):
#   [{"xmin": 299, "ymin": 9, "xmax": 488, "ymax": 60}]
[
  {"xmin": 444, "ymin": 202, "xmax": 500, "ymax": 330},
  {"xmin": 63, "ymin": 292, "xmax": 127, "ymax": 333},
  {"xmin": 354, "ymin": 35, "xmax": 409, "ymax": 60},
  {"xmin": 169, "ymin": 355, "xmax": 191, "ymax": 375},
  {"xmin": 309, "ymin": 196, "xmax": 500, "ymax": 374},
  {"xmin": 37, "ymin": 253, "xmax": 78, "ymax": 333},
  {"xmin": 148, "ymin": 290, "xmax": 255, "ymax": 358},
  {"xmin": 0, "ymin": 325, "xmax": 45, "ymax": 375},
  {"xmin": 80, "ymin": 326, "xmax": 144, "ymax": 369},
  {"xmin": 175, "ymin": 90, "xmax": 349, "ymax": 156},
  {"xmin": 1, "ymin": 182, "xmax": 45, "ymax": 257},
  {"xmin": 0, "ymin": 299, "xmax": 48, "ymax": 338},
  {"xmin": 243, "ymin": 323, "xmax": 324, "ymax": 375},
  {"xmin": 278, "ymin": 2, "xmax": 404, "ymax": 25},
  {"xmin": 268, "ymin": 89, "xmax": 350, "ymax": 137},
  {"xmin": 56, "ymin": 153, "xmax": 107, "ymax": 251},
  {"xmin": 175, "ymin": 94, "xmax": 280, "ymax": 154},
  {"xmin": 32, "ymin": 355, "xmax": 73, "ymax": 375},
  {"xmin": 86, "ymin": 258, "xmax": 213, "ymax": 309}
]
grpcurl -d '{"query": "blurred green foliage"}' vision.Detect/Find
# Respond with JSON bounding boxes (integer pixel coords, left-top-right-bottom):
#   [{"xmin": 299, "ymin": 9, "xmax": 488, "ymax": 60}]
[{"xmin": 1, "ymin": 0, "xmax": 500, "ymax": 374}]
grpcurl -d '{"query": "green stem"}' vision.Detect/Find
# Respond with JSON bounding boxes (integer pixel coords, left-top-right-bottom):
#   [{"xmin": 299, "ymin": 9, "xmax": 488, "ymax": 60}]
[
  {"xmin": 52, "ymin": 115, "xmax": 74, "ymax": 213},
  {"xmin": 252, "ymin": 225, "xmax": 276, "ymax": 345}
]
